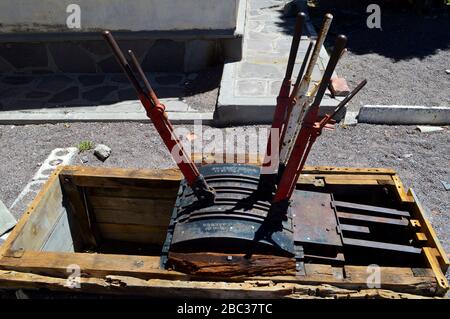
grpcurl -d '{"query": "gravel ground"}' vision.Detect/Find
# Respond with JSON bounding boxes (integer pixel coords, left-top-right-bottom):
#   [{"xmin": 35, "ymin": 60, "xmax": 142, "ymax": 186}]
[
  {"xmin": 0, "ymin": 123, "xmax": 448, "ymax": 253},
  {"xmin": 308, "ymin": 3, "xmax": 450, "ymax": 111}
]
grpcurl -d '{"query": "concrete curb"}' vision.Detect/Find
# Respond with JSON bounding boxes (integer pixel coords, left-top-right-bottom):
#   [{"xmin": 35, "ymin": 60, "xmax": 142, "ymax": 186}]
[
  {"xmin": 8, "ymin": 147, "xmax": 78, "ymax": 219},
  {"xmin": 0, "ymin": 110, "xmax": 215, "ymax": 125},
  {"xmin": 358, "ymin": 105, "xmax": 450, "ymax": 125}
]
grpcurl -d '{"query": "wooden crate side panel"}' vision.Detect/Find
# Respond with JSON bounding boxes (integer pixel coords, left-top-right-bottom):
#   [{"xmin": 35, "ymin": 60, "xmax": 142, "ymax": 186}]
[
  {"xmin": 59, "ymin": 177, "xmax": 98, "ymax": 249},
  {"xmin": 191, "ymin": 153, "xmax": 397, "ymax": 175},
  {"xmin": 41, "ymin": 209, "xmax": 75, "ymax": 253},
  {"xmin": 0, "ymin": 251, "xmax": 439, "ymax": 296},
  {"xmin": 60, "ymin": 167, "xmax": 181, "ymax": 247},
  {"xmin": 85, "ymin": 186, "xmax": 180, "ymax": 200},
  {"xmin": 407, "ymin": 189, "xmax": 449, "ymax": 271},
  {"xmin": 0, "ymin": 251, "xmax": 178, "ymax": 280},
  {"xmin": 97, "ymin": 223, "xmax": 168, "ymax": 245},
  {"xmin": 60, "ymin": 166, "xmax": 182, "ymax": 188},
  {"xmin": 5, "ymin": 171, "xmax": 70, "ymax": 253},
  {"xmin": 88, "ymin": 196, "xmax": 174, "ymax": 227},
  {"xmin": 0, "ymin": 270, "xmax": 439, "ymax": 299}
]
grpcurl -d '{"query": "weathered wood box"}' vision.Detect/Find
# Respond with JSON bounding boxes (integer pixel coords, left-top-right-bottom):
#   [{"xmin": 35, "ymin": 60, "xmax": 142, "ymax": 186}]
[{"xmin": 0, "ymin": 160, "xmax": 448, "ymax": 298}]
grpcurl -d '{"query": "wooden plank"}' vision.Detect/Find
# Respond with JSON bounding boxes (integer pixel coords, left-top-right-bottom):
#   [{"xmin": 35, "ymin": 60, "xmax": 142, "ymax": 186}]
[
  {"xmin": 392, "ymin": 174, "xmax": 414, "ymax": 202},
  {"xmin": 299, "ymin": 264, "xmax": 438, "ymax": 296},
  {"xmin": 301, "ymin": 166, "xmax": 396, "ymax": 175},
  {"xmin": 41, "ymin": 209, "xmax": 74, "ymax": 253},
  {"xmin": 60, "ymin": 166, "xmax": 182, "ymax": 189},
  {"xmin": 0, "ymin": 251, "xmax": 184, "ymax": 280},
  {"xmin": 324, "ymin": 174, "xmax": 393, "ymax": 181},
  {"xmin": 0, "ymin": 270, "xmax": 438, "ymax": 299},
  {"xmin": 323, "ymin": 174, "xmax": 394, "ymax": 186},
  {"xmin": 97, "ymin": 223, "xmax": 168, "ymax": 245},
  {"xmin": 423, "ymin": 247, "xmax": 449, "ymax": 295},
  {"xmin": 89, "ymin": 196, "xmax": 174, "ymax": 225},
  {"xmin": 0, "ymin": 167, "xmax": 64, "ymax": 256},
  {"xmin": 0, "ymin": 250, "xmax": 439, "ymax": 295},
  {"xmin": 408, "ymin": 189, "xmax": 449, "ymax": 272},
  {"xmin": 168, "ymin": 252, "xmax": 296, "ymax": 277},
  {"xmin": 191, "ymin": 153, "xmax": 263, "ymax": 165},
  {"xmin": 85, "ymin": 186, "xmax": 179, "ymax": 200},
  {"xmin": 60, "ymin": 165, "xmax": 397, "ymax": 191},
  {"xmin": 59, "ymin": 176, "xmax": 98, "ymax": 249},
  {"xmin": 94, "ymin": 208, "xmax": 171, "ymax": 227},
  {"xmin": 342, "ymin": 265, "xmax": 437, "ymax": 295},
  {"xmin": 325, "ymin": 179, "xmax": 380, "ymax": 185},
  {"xmin": 190, "ymin": 154, "xmax": 396, "ymax": 175}
]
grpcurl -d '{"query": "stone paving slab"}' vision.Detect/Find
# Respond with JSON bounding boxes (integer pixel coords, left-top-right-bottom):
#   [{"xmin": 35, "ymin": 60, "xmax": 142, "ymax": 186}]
[
  {"xmin": 0, "ymin": 69, "xmax": 219, "ymax": 124},
  {"xmin": 215, "ymin": 0, "xmax": 342, "ymax": 126},
  {"xmin": 0, "ymin": 72, "xmax": 194, "ymax": 110}
]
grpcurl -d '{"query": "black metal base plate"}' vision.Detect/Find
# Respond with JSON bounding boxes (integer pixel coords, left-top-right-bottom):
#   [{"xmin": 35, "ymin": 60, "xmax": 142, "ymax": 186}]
[{"xmin": 161, "ymin": 164, "xmax": 295, "ymax": 267}]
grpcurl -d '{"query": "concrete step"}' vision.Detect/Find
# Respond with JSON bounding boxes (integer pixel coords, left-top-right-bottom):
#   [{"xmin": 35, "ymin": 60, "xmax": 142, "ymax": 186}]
[{"xmin": 215, "ymin": 0, "xmax": 343, "ymax": 126}]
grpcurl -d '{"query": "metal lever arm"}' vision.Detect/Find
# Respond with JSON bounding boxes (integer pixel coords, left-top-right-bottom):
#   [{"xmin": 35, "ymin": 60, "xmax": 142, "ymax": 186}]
[
  {"xmin": 277, "ymin": 13, "xmax": 333, "ymax": 169},
  {"xmin": 259, "ymin": 12, "xmax": 306, "ymax": 191},
  {"xmin": 270, "ymin": 35, "xmax": 348, "ymax": 218},
  {"xmin": 102, "ymin": 31, "xmax": 215, "ymax": 204}
]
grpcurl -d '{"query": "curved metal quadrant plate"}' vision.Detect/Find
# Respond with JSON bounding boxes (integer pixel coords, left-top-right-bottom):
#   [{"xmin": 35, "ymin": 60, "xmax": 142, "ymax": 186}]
[{"xmin": 166, "ymin": 164, "xmax": 295, "ymax": 257}]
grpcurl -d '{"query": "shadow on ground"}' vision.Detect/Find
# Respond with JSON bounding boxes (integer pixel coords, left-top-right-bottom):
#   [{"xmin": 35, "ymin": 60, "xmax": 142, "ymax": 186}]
[
  {"xmin": 277, "ymin": 0, "xmax": 450, "ymax": 61},
  {"xmin": 0, "ymin": 66, "xmax": 222, "ymax": 111}
]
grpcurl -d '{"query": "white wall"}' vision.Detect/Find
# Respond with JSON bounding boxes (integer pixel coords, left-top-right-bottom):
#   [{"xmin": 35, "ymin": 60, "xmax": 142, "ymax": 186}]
[{"xmin": 0, "ymin": 0, "xmax": 238, "ymax": 32}]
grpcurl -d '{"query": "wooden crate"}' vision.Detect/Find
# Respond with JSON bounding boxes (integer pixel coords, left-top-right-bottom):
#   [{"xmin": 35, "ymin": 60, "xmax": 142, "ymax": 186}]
[{"xmin": 0, "ymin": 162, "xmax": 448, "ymax": 298}]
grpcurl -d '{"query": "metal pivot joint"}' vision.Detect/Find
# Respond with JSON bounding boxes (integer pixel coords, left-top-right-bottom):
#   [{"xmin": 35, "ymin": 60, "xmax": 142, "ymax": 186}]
[{"xmin": 192, "ymin": 175, "xmax": 216, "ymax": 204}]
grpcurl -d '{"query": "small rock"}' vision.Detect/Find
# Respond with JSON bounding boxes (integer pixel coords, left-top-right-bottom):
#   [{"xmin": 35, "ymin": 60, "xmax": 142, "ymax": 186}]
[
  {"xmin": 416, "ymin": 126, "xmax": 444, "ymax": 133},
  {"xmin": 330, "ymin": 77, "xmax": 351, "ymax": 96},
  {"xmin": 403, "ymin": 153, "xmax": 413, "ymax": 158},
  {"xmin": 94, "ymin": 144, "xmax": 111, "ymax": 161},
  {"xmin": 440, "ymin": 181, "xmax": 450, "ymax": 191},
  {"xmin": 446, "ymin": 69, "xmax": 450, "ymax": 74},
  {"xmin": 80, "ymin": 156, "xmax": 89, "ymax": 164}
]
